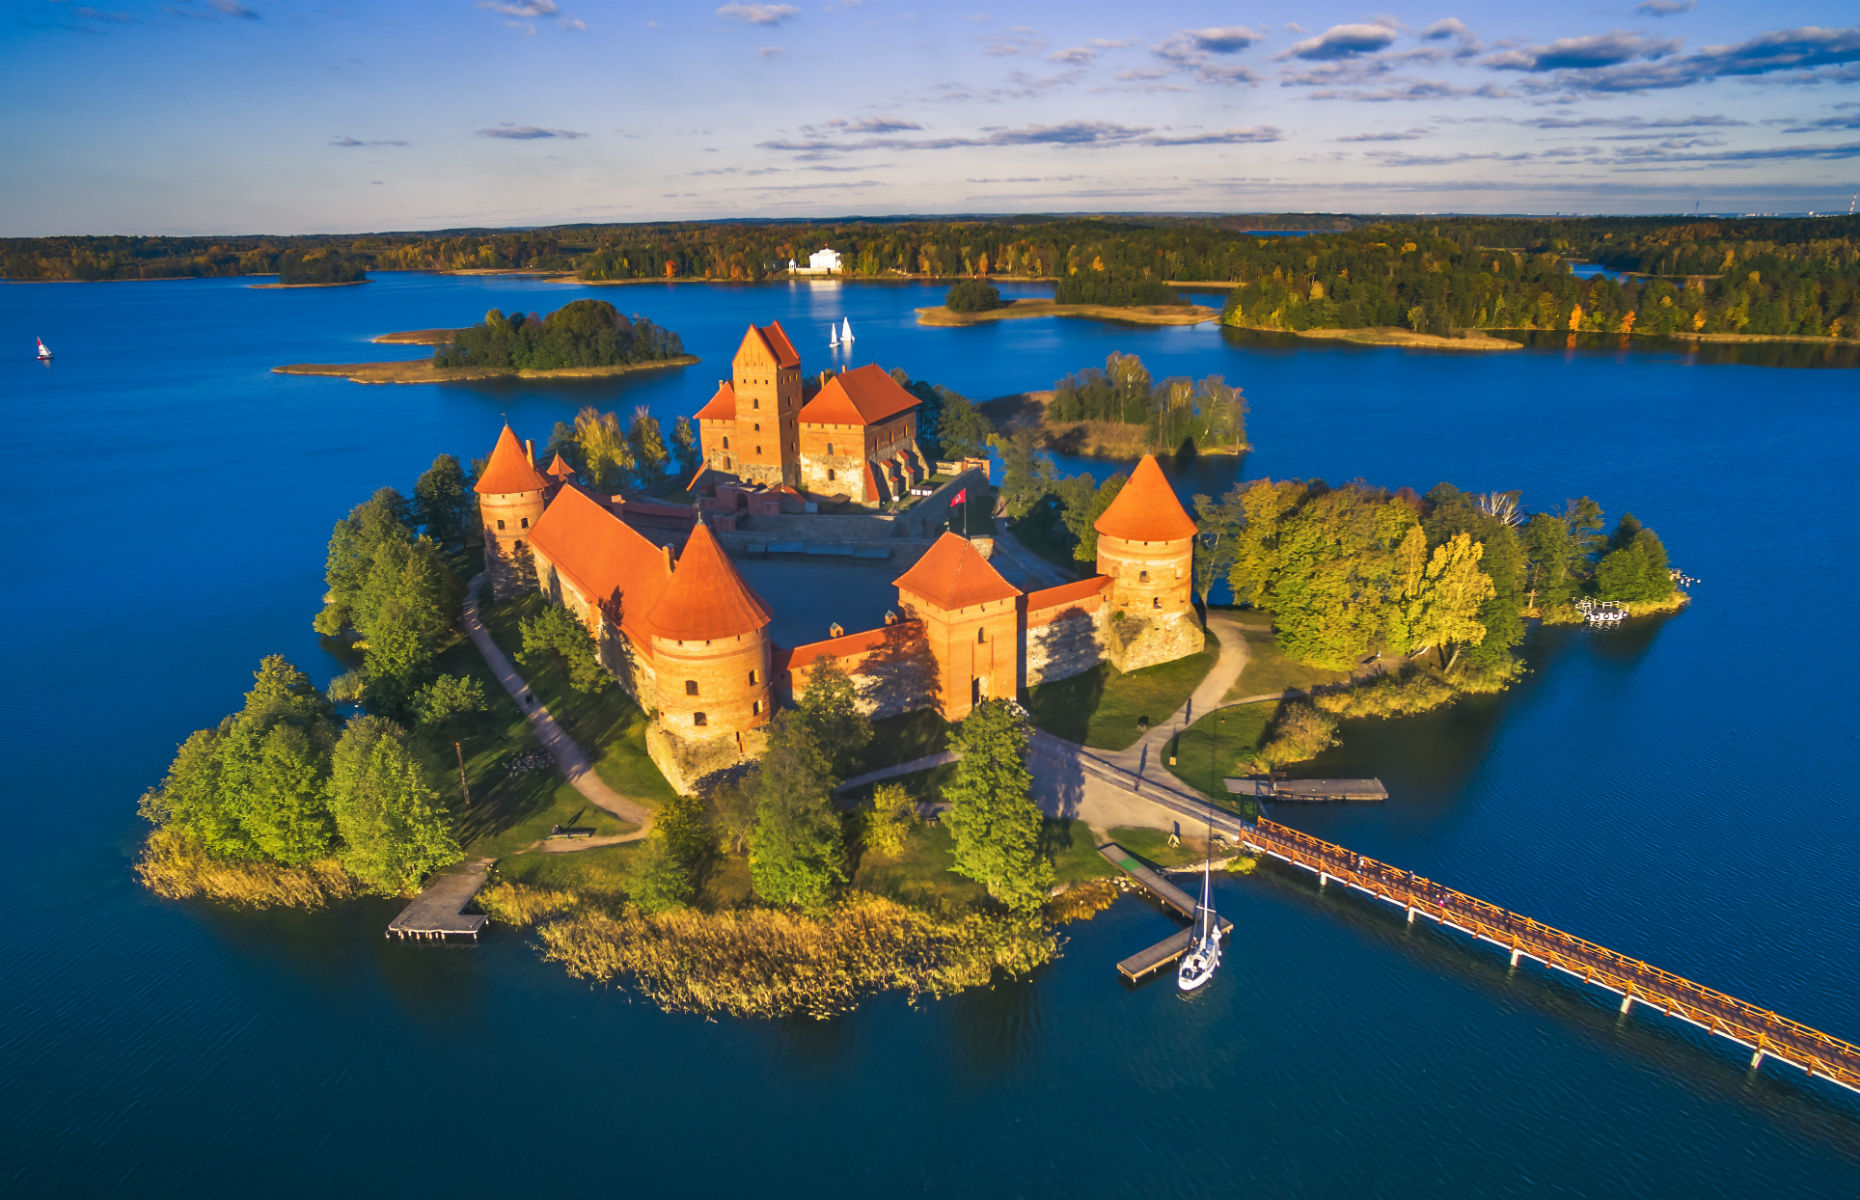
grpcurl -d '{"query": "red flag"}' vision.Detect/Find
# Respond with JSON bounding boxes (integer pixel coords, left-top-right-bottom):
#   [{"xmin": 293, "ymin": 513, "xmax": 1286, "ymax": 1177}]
[{"xmin": 950, "ymin": 488, "xmax": 967, "ymax": 507}]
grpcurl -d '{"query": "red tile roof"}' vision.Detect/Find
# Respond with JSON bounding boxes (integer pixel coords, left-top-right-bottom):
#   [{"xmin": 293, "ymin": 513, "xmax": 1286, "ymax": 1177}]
[
  {"xmin": 894, "ymin": 533, "xmax": 1022, "ymax": 611},
  {"xmin": 474, "ymin": 425, "xmax": 550, "ymax": 494},
  {"xmin": 695, "ymin": 380, "xmax": 737, "ymax": 421},
  {"xmin": 645, "ymin": 522, "xmax": 773, "ymax": 641},
  {"xmin": 544, "ymin": 453, "xmax": 576, "ymax": 481},
  {"xmin": 735, "ymin": 322, "xmax": 801, "ymax": 370},
  {"xmin": 1093, "ymin": 454, "xmax": 1197, "ymax": 542},
  {"xmin": 527, "ymin": 484, "xmax": 671, "ymax": 653},
  {"xmin": 799, "ymin": 363, "xmax": 920, "ymax": 427},
  {"xmin": 778, "ymin": 621, "xmax": 921, "ymax": 675},
  {"xmin": 1024, "ymin": 575, "xmax": 1111, "ymax": 612}
]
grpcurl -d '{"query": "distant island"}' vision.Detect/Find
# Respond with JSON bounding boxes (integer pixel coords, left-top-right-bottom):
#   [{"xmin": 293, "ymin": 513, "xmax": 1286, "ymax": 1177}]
[
  {"xmin": 252, "ymin": 249, "xmax": 370, "ymax": 289},
  {"xmin": 275, "ymin": 299, "xmax": 696, "ymax": 384},
  {"xmin": 920, "ymin": 273, "xmax": 1219, "ymax": 328},
  {"xmin": 978, "ymin": 351, "xmax": 1249, "ymax": 459}
]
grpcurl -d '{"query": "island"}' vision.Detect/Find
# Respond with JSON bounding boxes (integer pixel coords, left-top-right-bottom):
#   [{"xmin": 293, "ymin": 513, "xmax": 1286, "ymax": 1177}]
[
  {"xmin": 273, "ymin": 299, "xmax": 696, "ymax": 384},
  {"xmin": 251, "ymin": 248, "xmax": 369, "ymax": 288},
  {"xmin": 975, "ymin": 352, "xmax": 1249, "ymax": 459},
  {"xmin": 917, "ymin": 297, "xmax": 1220, "ymax": 327}
]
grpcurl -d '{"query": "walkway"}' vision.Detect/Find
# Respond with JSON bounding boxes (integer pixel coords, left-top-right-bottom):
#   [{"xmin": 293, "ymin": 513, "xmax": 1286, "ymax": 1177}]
[
  {"xmin": 463, "ymin": 575, "xmax": 653, "ymax": 837},
  {"xmin": 1101, "ymin": 613, "xmax": 1250, "ymax": 786},
  {"xmin": 835, "ymin": 750, "xmax": 962, "ymax": 794}
]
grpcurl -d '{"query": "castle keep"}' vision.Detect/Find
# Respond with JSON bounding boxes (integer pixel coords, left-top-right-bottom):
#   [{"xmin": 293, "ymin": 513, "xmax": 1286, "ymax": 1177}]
[
  {"xmin": 693, "ymin": 321, "xmax": 928, "ymax": 505},
  {"xmin": 476, "ymin": 327, "xmax": 1201, "ymax": 793}
]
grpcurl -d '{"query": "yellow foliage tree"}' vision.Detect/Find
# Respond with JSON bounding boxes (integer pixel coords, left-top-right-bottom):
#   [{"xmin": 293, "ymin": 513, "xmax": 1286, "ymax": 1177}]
[{"xmin": 1409, "ymin": 532, "xmax": 1495, "ymax": 672}]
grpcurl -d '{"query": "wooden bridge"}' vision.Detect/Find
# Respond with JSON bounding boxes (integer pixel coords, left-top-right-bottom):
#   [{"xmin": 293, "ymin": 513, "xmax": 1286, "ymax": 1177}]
[
  {"xmin": 1095, "ymin": 841, "xmax": 1233, "ymax": 983},
  {"xmin": 1239, "ymin": 818, "xmax": 1860, "ymax": 1097}
]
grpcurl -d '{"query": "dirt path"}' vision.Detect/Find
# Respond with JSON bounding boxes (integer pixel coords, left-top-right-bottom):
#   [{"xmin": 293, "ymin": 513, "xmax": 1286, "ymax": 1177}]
[
  {"xmin": 1102, "ymin": 614, "xmax": 1250, "ymax": 782},
  {"xmin": 463, "ymin": 575, "xmax": 654, "ymax": 842}
]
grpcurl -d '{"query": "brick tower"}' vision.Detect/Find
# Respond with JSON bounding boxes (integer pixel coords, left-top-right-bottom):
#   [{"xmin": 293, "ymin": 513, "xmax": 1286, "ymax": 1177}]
[
  {"xmin": 728, "ymin": 322, "xmax": 803, "ymax": 488},
  {"xmin": 642, "ymin": 522, "xmax": 775, "ymax": 789},
  {"xmin": 893, "ymin": 533, "xmax": 1023, "ymax": 720},
  {"xmin": 475, "ymin": 425, "xmax": 551, "ymax": 600},
  {"xmin": 1093, "ymin": 454, "xmax": 1201, "ymax": 671}
]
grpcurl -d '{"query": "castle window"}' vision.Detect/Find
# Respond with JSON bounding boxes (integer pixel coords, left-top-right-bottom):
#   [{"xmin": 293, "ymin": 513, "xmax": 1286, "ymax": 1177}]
[
  {"xmin": 685, "ymin": 680, "xmax": 699, "ymax": 696},
  {"xmin": 977, "ymin": 628, "xmax": 986, "ymax": 644},
  {"xmin": 722, "ymin": 436, "xmax": 730, "ymax": 449},
  {"xmin": 496, "ymin": 519, "xmax": 506, "ymax": 531},
  {"xmin": 753, "ymin": 398, "xmax": 760, "ymax": 409},
  {"xmin": 752, "ymin": 700, "xmax": 762, "ymax": 716},
  {"xmin": 748, "ymin": 669, "xmax": 759, "ymax": 685},
  {"xmin": 756, "ymin": 446, "xmax": 762, "ymax": 455},
  {"xmin": 723, "ymin": 456, "xmax": 732, "ymax": 469},
  {"xmin": 1153, "ymin": 597, "xmax": 1162, "ymax": 609},
  {"xmin": 826, "ymin": 442, "xmax": 834, "ymax": 455},
  {"xmin": 754, "ymin": 423, "xmax": 761, "ymax": 432},
  {"xmin": 826, "ymin": 469, "xmax": 836, "ymax": 482},
  {"xmin": 693, "ymin": 712, "xmax": 708, "ymax": 727},
  {"xmin": 521, "ymin": 517, "xmax": 530, "ymax": 529},
  {"xmin": 1138, "ymin": 569, "xmax": 1148, "ymax": 583}
]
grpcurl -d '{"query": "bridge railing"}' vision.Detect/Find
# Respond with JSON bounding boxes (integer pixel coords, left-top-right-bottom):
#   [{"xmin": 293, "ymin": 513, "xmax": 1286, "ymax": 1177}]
[{"xmin": 1244, "ymin": 818, "xmax": 1860, "ymax": 1093}]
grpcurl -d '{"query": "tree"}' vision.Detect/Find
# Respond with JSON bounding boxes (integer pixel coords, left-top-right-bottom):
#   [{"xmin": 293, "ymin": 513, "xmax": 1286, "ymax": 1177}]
[
  {"xmin": 412, "ymin": 673, "xmax": 487, "ymax": 728},
  {"xmin": 233, "ymin": 723, "xmax": 335, "ymax": 866},
  {"xmin": 945, "ymin": 279, "xmax": 1003, "ymax": 313},
  {"xmin": 1056, "ymin": 472, "xmax": 1125, "ymax": 564},
  {"xmin": 672, "ymin": 415, "xmax": 703, "ymax": 476},
  {"xmin": 1595, "ymin": 525, "xmax": 1676, "ymax": 602},
  {"xmin": 518, "ymin": 601, "xmax": 609, "ymax": 694},
  {"xmin": 749, "ymin": 713, "xmax": 845, "ymax": 911},
  {"xmin": 935, "ymin": 390, "xmax": 993, "ymax": 461},
  {"xmin": 1225, "ymin": 478, "xmax": 1307, "ymax": 608},
  {"xmin": 1408, "ymin": 532, "xmax": 1496, "ymax": 671},
  {"xmin": 1523, "ymin": 511, "xmax": 1580, "ymax": 609},
  {"xmin": 1191, "ymin": 490, "xmax": 1245, "ymax": 613},
  {"xmin": 862, "ymin": 783, "xmax": 915, "ymax": 857},
  {"xmin": 630, "ymin": 406, "xmax": 669, "ymax": 479},
  {"xmin": 412, "ymin": 455, "xmax": 473, "ymax": 553},
  {"xmin": 328, "ymin": 717, "xmax": 461, "ymax": 891},
  {"xmin": 629, "ymin": 790, "xmax": 713, "ymax": 913},
  {"xmin": 707, "ymin": 770, "xmax": 759, "ymax": 855},
  {"xmin": 795, "ymin": 655, "xmax": 871, "ymax": 778},
  {"xmin": 943, "ymin": 700, "xmax": 1051, "ymax": 911},
  {"xmin": 573, "ymin": 407, "xmax": 636, "ymax": 491}
]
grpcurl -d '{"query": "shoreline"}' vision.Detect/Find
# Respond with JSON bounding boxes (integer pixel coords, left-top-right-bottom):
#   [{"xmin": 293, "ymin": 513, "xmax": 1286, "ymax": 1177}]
[
  {"xmin": 918, "ymin": 299, "xmax": 1221, "ymax": 328},
  {"xmin": 249, "ymin": 280, "xmax": 369, "ymax": 290},
  {"xmin": 1241, "ymin": 325, "xmax": 1523, "ymax": 352},
  {"xmin": 272, "ymin": 354, "xmax": 699, "ymax": 385},
  {"xmin": 981, "ymin": 390, "xmax": 1247, "ymax": 460},
  {"xmin": 371, "ymin": 327, "xmax": 466, "ymax": 346}
]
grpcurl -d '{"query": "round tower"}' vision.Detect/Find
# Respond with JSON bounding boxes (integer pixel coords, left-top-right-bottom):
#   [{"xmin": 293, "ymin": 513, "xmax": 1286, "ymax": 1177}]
[
  {"xmin": 644, "ymin": 523, "xmax": 775, "ymax": 743},
  {"xmin": 475, "ymin": 425, "xmax": 551, "ymax": 600},
  {"xmin": 1093, "ymin": 454, "xmax": 1199, "ymax": 670}
]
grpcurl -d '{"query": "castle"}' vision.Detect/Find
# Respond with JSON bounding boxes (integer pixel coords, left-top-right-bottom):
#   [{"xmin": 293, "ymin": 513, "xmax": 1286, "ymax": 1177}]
[
  {"xmin": 692, "ymin": 321, "xmax": 928, "ymax": 505},
  {"xmin": 475, "ymin": 323, "xmax": 1203, "ymax": 793}
]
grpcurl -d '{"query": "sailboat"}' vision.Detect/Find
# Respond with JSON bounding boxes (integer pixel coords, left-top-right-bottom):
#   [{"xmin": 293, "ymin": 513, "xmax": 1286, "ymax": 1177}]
[
  {"xmin": 36, "ymin": 337, "xmax": 53, "ymax": 362},
  {"xmin": 840, "ymin": 317, "xmax": 854, "ymax": 345},
  {"xmin": 829, "ymin": 323, "xmax": 839, "ymax": 348},
  {"xmin": 1177, "ymin": 830, "xmax": 1223, "ymax": 991}
]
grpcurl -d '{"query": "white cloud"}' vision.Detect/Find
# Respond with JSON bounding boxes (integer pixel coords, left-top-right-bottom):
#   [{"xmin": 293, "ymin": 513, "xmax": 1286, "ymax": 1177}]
[{"xmin": 716, "ymin": 3, "xmax": 799, "ymax": 25}]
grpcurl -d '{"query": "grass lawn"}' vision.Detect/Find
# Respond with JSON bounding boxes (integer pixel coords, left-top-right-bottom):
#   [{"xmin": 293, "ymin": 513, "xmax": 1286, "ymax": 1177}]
[
  {"xmin": 852, "ymin": 709, "xmax": 952, "ymax": 775},
  {"xmin": 495, "ymin": 841, "xmax": 640, "ymax": 901},
  {"xmin": 851, "ymin": 821, "xmax": 990, "ymax": 909},
  {"xmin": 478, "ymin": 591, "xmax": 679, "ymax": 811},
  {"xmin": 1045, "ymin": 818, "xmax": 1118, "ymax": 884},
  {"xmin": 1163, "ymin": 700, "xmax": 1277, "ymax": 815},
  {"xmin": 1107, "ymin": 825, "xmax": 1209, "ymax": 870},
  {"xmin": 1026, "ymin": 630, "xmax": 1217, "ymax": 750},
  {"xmin": 1225, "ymin": 620, "xmax": 1350, "ymax": 701}
]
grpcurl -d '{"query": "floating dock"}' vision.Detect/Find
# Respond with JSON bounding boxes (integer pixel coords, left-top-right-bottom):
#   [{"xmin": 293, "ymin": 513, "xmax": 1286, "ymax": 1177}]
[
  {"xmin": 386, "ymin": 858, "xmax": 493, "ymax": 940},
  {"xmin": 1096, "ymin": 841, "xmax": 1233, "ymax": 982},
  {"xmin": 1225, "ymin": 776, "xmax": 1388, "ymax": 803}
]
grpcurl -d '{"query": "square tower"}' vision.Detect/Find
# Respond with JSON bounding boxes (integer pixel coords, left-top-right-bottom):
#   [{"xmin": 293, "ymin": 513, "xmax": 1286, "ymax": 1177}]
[
  {"xmin": 731, "ymin": 322, "xmax": 803, "ymax": 488},
  {"xmin": 894, "ymin": 534, "xmax": 1024, "ymax": 721}
]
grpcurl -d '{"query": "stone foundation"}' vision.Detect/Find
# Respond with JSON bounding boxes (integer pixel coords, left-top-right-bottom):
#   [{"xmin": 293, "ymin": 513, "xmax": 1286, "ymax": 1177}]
[
  {"xmin": 646, "ymin": 724, "xmax": 769, "ymax": 796},
  {"xmin": 1025, "ymin": 606, "xmax": 1108, "ymax": 686},
  {"xmin": 1105, "ymin": 609, "xmax": 1203, "ymax": 674}
]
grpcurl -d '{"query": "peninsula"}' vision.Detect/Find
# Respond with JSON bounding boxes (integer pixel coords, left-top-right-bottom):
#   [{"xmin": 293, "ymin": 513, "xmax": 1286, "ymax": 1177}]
[{"xmin": 916, "ymin": 298, "xmax": 1220, "ymax": 327}]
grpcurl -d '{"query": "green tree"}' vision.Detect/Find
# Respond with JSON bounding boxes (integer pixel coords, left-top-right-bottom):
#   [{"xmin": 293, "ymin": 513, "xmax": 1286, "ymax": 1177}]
[
  {"xmin": 328, "ymin": 716, "xmax": 460, "ymax": 891},
  {"xmin": 1595, "ymin": 524, "xmax": 1676, "ymax": 602},
  {"xmin": 412, "ymin": 673, "xmax": 487, "ymax": 727},
  {"xmin": 517, "ymin": 601, "xmax": 609, "ymax": 694},
  {"xmin": 945, "ymin": 278, "xmax": 1004, "ymax": 313},
  {"xmin": 1056, "ymin": 472, "xmax": 1126, "ymax": 564},
  {"xmin": 630, "ymin": 406, "xmax": 669, "ymax": 479},
  {"xmin": 573, "ymin": 407, "xmax": 636, "ymax": 491},
  {"xmin": 749, "ymin": 713, "xmax": 845, "ymax": 911},
  {"xmin": 672, "ymin": 415, "xmax": 703, "ymax": 476},
  {"xmin": 1409, "ymin": 532, "xmax": 1496, "ymax": 671},
  {"xmin": 233, "ymin": 723, "xmax": 335, "ymax": 865},
  {"xmin": 943, "ymin": 700, "xmax": 1051, "ymax": 911},
  {"xmin": 795, "ymin": 655, "xmax": 871, "ymax": 778},
  {"xmin": 412, "ymin": 455, "xmax": 473, "ymax": 553},
  {"xmin": 1191, "ymin": 490, "xmax": 1245, "ymax": 613},
  {"xmin": 862, "ymin": 782, "xmax": 916, "ymax": 857},
  {"xmin": 935, "ymin": 390, "xmax": 994, "ymax": 460}
]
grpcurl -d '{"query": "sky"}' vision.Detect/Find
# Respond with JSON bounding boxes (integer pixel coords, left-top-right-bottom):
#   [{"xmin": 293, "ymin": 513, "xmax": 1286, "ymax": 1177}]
[{"xmin": 1, "ymin": 0, "xmax": 1856, "ymax": 234}]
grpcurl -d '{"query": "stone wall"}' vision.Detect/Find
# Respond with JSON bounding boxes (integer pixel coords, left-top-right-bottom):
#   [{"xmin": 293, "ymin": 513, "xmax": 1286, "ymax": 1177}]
[
  {"xmin": 647, "ymin": 724, "xmax": 768, "ymax": 796},
  {"xmin": 1105, "ymin": 608, "xmax": 1204, "ymax": 673},
  {"xmin": 1024, "ymin": 603, "xmax": 1108, "ymax": 686}
]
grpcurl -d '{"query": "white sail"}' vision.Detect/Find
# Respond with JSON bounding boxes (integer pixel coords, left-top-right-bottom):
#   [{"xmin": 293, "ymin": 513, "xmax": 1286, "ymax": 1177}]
[
  {"xmin": 36, "ymin": 337, "xmax": 52, "ymax": 360},
  {"xmin": 829, "ymin": 324, "xmax": 839, "ymax": 347},
  {"xmin": 841, "ymin": 317, "xmax": 854, "ymax": 343}
]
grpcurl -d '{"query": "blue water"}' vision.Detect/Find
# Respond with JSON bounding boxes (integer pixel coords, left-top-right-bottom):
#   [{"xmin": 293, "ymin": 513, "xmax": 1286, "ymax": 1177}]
[{"xmin": 4, "ymin": 275, "xmax": 1857, "ymax": 1197}]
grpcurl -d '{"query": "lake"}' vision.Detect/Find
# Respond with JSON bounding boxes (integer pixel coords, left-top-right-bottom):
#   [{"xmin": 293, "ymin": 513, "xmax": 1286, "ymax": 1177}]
[{"xmin": 4, "ymin": 274, "xmax": 1857, "ymax": 1197}]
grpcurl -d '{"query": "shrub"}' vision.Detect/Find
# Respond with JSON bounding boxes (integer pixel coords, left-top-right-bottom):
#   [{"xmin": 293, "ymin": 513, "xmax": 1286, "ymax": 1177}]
[
  {"xmin": 945, "ymin": 279, "xmax": 1004, "ymax": 313},
  {"xmin": 862, "ymin": 783, "xmax": 916, "ymax": 857}
]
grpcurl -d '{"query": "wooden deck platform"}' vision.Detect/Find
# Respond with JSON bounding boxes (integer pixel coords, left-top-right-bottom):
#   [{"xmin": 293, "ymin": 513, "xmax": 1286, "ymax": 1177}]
[
  {"xmin": 1097, "ymin": 841, "xmax": 1234, "ymax": 982},
  {"xmin": 1225, "ymin": 776, "xmax": 1388, "ymax": 803},
  {"xmin": 386, "ymin": 858, "xmax": 493, "ymax": 940}
]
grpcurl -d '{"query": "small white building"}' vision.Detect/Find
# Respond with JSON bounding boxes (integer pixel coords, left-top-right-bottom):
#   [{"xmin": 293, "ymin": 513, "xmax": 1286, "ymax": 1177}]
[{"xmin": 792, "ymin": 247, "xmax": 843, "ymax": 275}]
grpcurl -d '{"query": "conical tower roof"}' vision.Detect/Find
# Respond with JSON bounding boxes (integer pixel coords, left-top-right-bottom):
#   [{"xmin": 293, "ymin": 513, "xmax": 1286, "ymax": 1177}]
[
  {"xmin": 474, "ymin": 425, "xmax": 550, "ymax": 494},
  {"xmin": 645, "ymin": 523, "xmax": 773, "ymax": 641},
  {"xmin": 894, "ymin": 533, "xmax": 1021, "ymax": 610},
  {"xmin": 1093, "ymin": 454, "xmax": 1196, "ymax": 541},
  {"xmin": 544, "ymin": 452, "xmax": 576, "ymax": 482}
]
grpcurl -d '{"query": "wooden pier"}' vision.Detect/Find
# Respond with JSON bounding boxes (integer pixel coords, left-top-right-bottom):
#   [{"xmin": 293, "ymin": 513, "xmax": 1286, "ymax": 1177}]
[
  {"xmin": 1225, "ymin": 776, "xmax": 1388, "ymax": 803},
  {"xmin": 1096, "ymin": 841, "xmax": 1233, "ymax": 982},
  {"xmin": 386, "ymin": 858, "xmax": 493, "ymax": 941},
  {"xmin": 1238, "ymin": 819, "xmax": 1860, "ymax": 1097}
]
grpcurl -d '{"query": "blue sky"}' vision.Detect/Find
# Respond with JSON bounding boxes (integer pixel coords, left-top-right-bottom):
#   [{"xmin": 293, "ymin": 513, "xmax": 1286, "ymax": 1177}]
[{"xmin": 1, "ymin": 0, "xmax": 1856, "ymax": 234}]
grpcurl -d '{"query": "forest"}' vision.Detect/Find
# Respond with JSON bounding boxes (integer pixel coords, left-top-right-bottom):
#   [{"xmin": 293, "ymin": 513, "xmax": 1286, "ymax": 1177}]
[
  {"xmin": 433, "ymin": 299, "xmax": 686, "ymax": 370},
  {"xmin": 6, "ymin": 214, "xmax": 1853, "ymax": 339}
]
